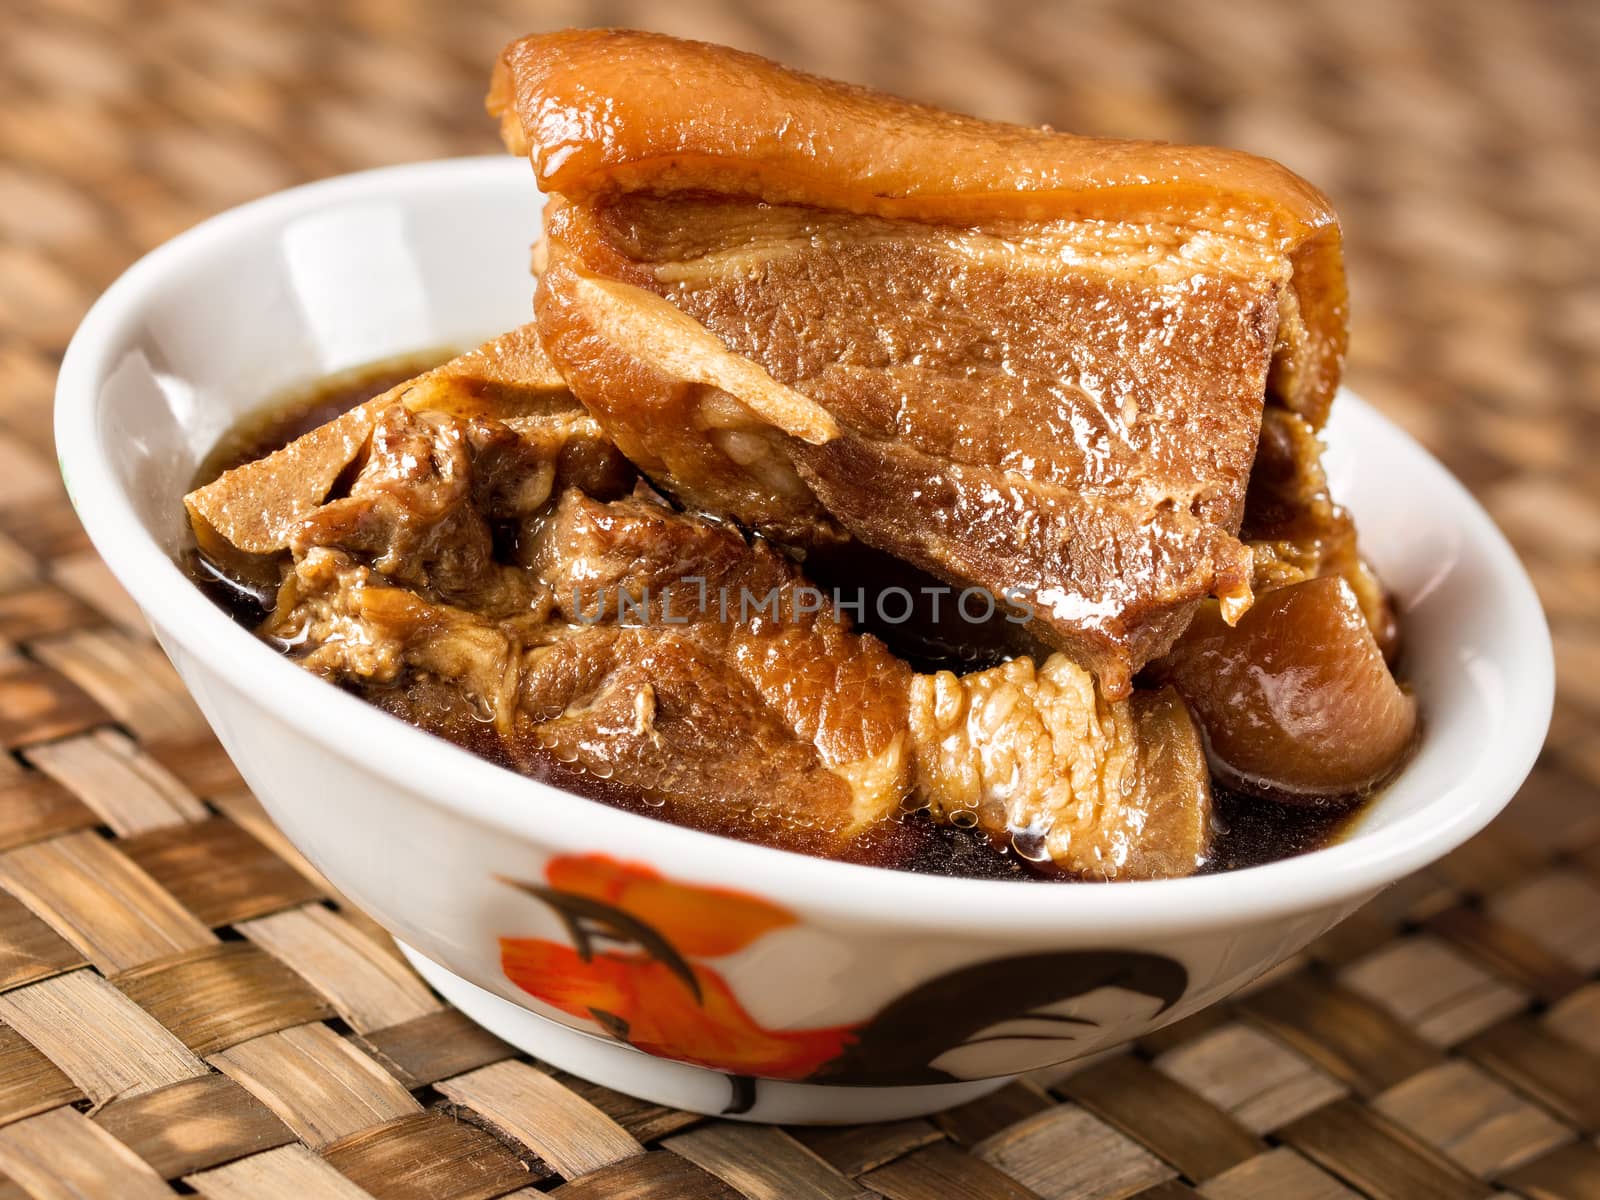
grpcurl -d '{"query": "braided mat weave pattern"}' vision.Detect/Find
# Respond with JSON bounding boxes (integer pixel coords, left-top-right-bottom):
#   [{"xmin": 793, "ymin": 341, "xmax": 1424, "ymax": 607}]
[{"xmin": 2, "ymin": 0, "xmax": 1597, "ymax": 1196}]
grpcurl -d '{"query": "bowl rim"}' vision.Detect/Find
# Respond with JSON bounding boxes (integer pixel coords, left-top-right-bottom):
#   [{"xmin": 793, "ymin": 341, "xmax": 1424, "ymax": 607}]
[{"xmin": 55, "ymin": 156, "xmax": 1555, "ymax": 936}]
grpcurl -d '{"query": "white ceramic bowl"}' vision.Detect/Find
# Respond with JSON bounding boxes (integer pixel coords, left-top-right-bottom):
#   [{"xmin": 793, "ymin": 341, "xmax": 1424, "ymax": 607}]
[{"xmin": 56, "ymin": 157, "xmax": 1554, "ymax": 1123}]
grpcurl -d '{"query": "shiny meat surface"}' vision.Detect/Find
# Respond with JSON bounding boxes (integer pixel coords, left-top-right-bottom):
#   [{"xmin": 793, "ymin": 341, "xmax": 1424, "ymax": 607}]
[
  {"xmin": 491, "ymin": 32, "xmax": 1351, "ymax": 694},
  {"xmin": 488, "ymin": 29, "xmax": 1346, "ymax": 424},
  {"xmin": 1153, "ymin": 578, "xmax": 1416, "ymax": 796},
  {"xmin": 1152, "ymin": 410, "xmax": 1416, "ymax": 795},
  {"xmin": 910, "ymin": 660, "xmax": 1210, "ymax": 879},
  {"xmin": 184, "ymin": 324, "xmax": 635, "ymax": 609},
  {"xmin": 190, "ymin": 348, "xmax": 1215, "ymax": 878},
  {"xmin": 526, "ymin": 487, "xmax": 917, "ymax": 840},
  {"xmin": 277, "ymin": 551, "xmax": 908, "ymax": 859},
  {"xmin": 535, "ymin": 196, "xmax": 1272, "ymax": 698},
  {"xmin": 186, "ymin": 324, "xmax": 580, "ymax": 560}
]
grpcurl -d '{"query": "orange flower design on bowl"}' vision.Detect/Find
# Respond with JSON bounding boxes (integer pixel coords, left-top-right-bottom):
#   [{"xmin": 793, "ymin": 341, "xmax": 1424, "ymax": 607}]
[{"xmin": 498, "ymin": 854, "xmax": 857, "ymax": 1080}]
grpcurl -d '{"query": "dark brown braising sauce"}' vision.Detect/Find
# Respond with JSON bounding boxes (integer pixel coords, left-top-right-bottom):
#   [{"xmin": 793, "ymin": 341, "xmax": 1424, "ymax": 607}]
[{"xmin": 186, "ymin": 364, "xmax": 1376, "ymax": 881}]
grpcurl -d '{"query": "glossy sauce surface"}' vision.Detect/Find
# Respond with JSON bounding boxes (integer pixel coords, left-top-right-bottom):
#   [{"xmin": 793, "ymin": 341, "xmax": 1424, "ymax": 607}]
[{"xmin": 187, "ymin": 362, "xmax": 1373, "ymax": 881}]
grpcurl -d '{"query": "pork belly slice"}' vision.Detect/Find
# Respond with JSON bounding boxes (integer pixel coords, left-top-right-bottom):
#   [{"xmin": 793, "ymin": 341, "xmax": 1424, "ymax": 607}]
[
  {"xmin": 275, "ymin": 549, "xmax": 910, "ymax": 860},
  {"xmin": 183, "ymin": 323, "xmax": 627, "ymax": 576},
  {"xmin": 527, "ymin": 488, "xmax": 917, "ymax": 809},
  {"xmin": 488, "ymin": 30, "xmax": 1344, "ymax": 423},
  {"xmin": 269, "ymin": 529, "xmax": 918, "ymax": 862},
  {"xmin": 490, "ymin": 30, "xmax": 1350, "ymax": 695}
]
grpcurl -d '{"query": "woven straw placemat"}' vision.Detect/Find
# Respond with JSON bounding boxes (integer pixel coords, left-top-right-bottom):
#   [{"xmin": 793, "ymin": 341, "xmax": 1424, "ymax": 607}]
[{"xmin": 1, "ymin": 1, "xmax": 1596, "ymax": 1196}]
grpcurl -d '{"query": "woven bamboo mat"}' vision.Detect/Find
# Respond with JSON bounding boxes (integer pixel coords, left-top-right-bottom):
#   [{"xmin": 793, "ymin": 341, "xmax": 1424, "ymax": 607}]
[{"xmin": 1, "ymin": 0, "xmax": 1597, "ymax": 1196}]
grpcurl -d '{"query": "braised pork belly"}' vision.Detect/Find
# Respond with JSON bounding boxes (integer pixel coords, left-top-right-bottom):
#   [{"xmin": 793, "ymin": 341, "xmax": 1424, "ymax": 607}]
[
  {"xmin": 182, "ymin": 31, "xmax": 1418, "ymax": 880},
  {"xmin": 489, "ymin": 29, "xmax": 1351, "ymax": 695}
]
